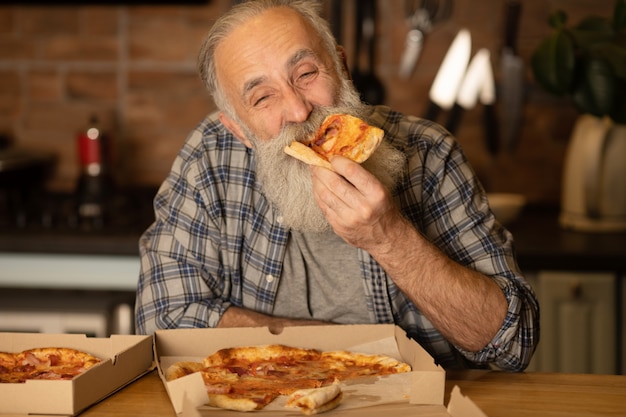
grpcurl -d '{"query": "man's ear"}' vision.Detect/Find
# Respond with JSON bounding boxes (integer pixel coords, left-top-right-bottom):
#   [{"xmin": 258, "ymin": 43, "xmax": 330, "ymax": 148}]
[
  {"xmin": 336, "ymin": 45, "xmax": 350, "ymax": 79},
  {"xmin": 219, "ymin": 112, "xmax": 252, "ymax": 148}
]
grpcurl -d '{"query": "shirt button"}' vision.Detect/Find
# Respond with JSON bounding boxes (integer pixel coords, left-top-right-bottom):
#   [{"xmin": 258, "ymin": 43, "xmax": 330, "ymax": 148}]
[
  {"xmin": 277, "ymin": 216, "xmax": 284, "ymax": 224},
  {"xmin": 266, "ymin": 274, "xmax": 275, "ymax": 283}
]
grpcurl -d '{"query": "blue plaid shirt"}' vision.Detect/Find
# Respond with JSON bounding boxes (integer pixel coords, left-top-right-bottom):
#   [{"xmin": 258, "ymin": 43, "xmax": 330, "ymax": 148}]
[{"xmin": 136, "ymin": 105, "xmax": 539, "ymax": 371}]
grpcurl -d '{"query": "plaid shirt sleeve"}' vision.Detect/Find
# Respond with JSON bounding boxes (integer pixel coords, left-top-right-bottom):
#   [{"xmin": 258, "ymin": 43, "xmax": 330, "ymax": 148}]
[
  {"xmin": 370, "ymin": 106, "xmax": 540, "ymax": 371},
  {"xmin": 135, "ymin": 113, "xmax": 289, "ymax": 335}
]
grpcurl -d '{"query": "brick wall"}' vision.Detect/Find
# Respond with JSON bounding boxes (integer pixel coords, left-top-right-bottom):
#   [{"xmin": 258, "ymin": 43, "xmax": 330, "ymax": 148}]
[{"xmin": 0, "ymin": 0, "xmax": 615, "ymax": 203}]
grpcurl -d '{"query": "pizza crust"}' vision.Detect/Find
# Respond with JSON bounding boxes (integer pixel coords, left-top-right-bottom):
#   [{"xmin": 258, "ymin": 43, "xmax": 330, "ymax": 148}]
[
  {"xmin": 164, "ymin": 361, "xmax": 206, "ymax": 381},
  {"xmin": 203, "ymin": 344, "xmax": 321, "ymax": 367},
  {"xmin": 207, "ymin": 393, "xmax": 269, "ymax": 412},
  {"xmin": 286, "ymin": 381, "xmax": 343, "ymax": 415},
  {"xmin": 284, "ymin": 141, "xmax": 332, "ymax": 170},
  {"xmin": 320, "ymin": 350, "xmax": 412, "ymax": 373}
]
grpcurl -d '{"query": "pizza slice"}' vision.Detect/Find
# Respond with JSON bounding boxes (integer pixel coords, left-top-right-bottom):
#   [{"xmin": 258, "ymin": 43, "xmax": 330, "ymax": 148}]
[
  {"xmin": 0, "ymin": 352, "xmax": 22, "ymax": 383},
  {"xmin": 284, "ymin": 114, "xmax": 384, "ymax": 170},
  {"xmin": 16, "ymin": 347, "xmax": 102, "ymax": 380},
  {"xmin": 0, "ymin": 347, "xmax": 102, "ymax": 383},
  {"xmin": 286, "ymin": 380, "xmax": 343, "ymax": 415},
  {"xmin": 163, "ymin": 344, "xmax": 411, "ymax": 413}
]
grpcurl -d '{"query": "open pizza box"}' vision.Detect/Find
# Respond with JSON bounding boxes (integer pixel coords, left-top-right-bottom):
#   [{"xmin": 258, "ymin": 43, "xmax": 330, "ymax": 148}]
[
  {"xmin": 154, "ymin": 324, "xmax": 488, "ymax": 417},
  {"xmin": 0, "ymin": 332, "xmax": 154, "ymax": 416}
]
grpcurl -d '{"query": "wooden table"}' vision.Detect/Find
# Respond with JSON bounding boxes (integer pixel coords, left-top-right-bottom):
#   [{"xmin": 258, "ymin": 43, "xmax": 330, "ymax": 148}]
[{"xmin": 82, "ymin": 369, "xmax": 626, "ymax": 417}]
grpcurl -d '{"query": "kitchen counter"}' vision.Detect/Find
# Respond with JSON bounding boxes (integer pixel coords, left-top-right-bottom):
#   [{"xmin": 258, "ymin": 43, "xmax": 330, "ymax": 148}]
[
  {"xmin": 0, "ymin": 187, "xmax": 157, "ymax": 256},
  {"xmin": 80, "ymin": 369, "xmax": 626, "ymax": 417},
  {"xmin": 1, "ymin": 203, "xmax": 625, "ymax": 272},
  {"xmin": 507, "ymin": 206, "xmax": 626, "ymax": 272}
]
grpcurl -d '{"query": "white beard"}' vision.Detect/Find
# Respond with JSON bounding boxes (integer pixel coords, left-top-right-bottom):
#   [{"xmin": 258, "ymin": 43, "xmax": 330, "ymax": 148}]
[{"xmin": 243, "ymin": 79, "xmax": 407, "ymax": 233}]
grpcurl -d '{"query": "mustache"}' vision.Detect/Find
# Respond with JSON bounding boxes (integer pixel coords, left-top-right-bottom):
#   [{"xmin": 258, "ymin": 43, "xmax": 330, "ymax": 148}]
[{"xmin": 255, "ymin": 102, "xmax": 369, "ymax": 152}]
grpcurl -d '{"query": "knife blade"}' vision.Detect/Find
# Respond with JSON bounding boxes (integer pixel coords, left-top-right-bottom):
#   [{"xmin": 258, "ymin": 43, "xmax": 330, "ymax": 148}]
[
  {"xmin": 424, "ymin": 29, "xmax": 472, "ymax": 121},
  {"xmin": 445, "ymin": 48, "xmax": 491, "ymax": 134},
  {"xmin": 445, "ymin": 48, "xmax": 500, "ymax": 155},
  {"xmin": 480, "ymin": 51, "xmax": 500, "ymax": 155}
]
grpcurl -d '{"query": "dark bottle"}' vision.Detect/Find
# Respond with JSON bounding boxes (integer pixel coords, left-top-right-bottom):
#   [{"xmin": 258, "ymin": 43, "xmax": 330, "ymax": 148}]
[{"xmin": 75, "ymin": 116, "xmax": 114, "ymax": 229}]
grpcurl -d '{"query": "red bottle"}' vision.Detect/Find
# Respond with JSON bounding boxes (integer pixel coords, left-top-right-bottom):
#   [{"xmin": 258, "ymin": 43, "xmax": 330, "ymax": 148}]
[{"xmin": 75, "ymin": 116, "xmax": 113, "ymax": 228}]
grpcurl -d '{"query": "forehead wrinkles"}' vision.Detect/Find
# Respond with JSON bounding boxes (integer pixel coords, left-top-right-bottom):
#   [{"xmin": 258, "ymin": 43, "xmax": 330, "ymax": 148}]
[{"xmin": 214, "ymin": 7, "xmax": 330, "ymax": 102}]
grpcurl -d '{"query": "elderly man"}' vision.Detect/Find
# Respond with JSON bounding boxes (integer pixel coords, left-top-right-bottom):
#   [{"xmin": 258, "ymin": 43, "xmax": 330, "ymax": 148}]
[{"xmin": 135, "ymin": 0, "xmax": 539, "ymax": 371}]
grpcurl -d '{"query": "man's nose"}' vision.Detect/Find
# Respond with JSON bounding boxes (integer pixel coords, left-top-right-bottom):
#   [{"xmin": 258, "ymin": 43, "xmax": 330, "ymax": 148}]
[{"xmin": 283, "ymin": 87, "xmax": 312, "ymax": 124}]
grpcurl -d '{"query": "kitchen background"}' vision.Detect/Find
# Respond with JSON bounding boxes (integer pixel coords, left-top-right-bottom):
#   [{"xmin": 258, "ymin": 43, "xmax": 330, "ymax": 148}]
[
  {"xmin": 0, "ymin": 0, "xmax": 613, "ymax": 199},
  {"xmin": 1, "ymin": 0, "xmax": 624, "ymax": 375}
]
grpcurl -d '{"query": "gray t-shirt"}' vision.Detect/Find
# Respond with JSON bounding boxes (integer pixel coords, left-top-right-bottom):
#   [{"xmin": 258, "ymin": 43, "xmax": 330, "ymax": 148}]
[{"xmin": 273, "ymin": 230, "xmax": 373, "ymax": 324}]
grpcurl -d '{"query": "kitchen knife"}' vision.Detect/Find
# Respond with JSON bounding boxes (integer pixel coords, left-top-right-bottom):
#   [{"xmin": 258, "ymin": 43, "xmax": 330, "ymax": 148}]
[
  {"xmin": 424, "ymin": 29, "xmax": 472, "ymax": 121},
  {"xmin": 445, "ymin": 48, "xmax": 500, "ymax": 154},
  {"xmin": 480, "ymin": 51, "xmax": 500, "ymax": 155},
  {"xmin": 445, "ymin": 48, "xmax": 491, "ymax": 134},
  {"xmin": 500, "ymin": 0, "xmax": 524, "ymax": 151}
]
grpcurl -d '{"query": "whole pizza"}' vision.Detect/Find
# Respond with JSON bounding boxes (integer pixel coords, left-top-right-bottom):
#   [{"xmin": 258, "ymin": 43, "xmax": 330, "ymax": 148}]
[
  {"xmin": 165, "ymin": 344, "xmax": 411, "ymax": 414},
  {"xmin": 0, "ymin": 347, "xmax": 102, "ymax": 383}
]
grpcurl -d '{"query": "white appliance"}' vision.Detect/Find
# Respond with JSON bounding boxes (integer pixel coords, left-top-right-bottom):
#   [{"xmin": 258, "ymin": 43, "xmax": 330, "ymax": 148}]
[
  {"xmin": 560, "ymin": 114, "xmax": 626, "ymax": 232},
  {"xmin": 0, "ymin": 253, "xmax": 138, "ymax": 336}
]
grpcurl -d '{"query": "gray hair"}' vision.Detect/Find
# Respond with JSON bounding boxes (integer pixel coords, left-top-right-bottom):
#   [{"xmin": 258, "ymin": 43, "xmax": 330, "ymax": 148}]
[{"xmin": 198, "ymin": 0, "xmax": 340, "ymax": 118}]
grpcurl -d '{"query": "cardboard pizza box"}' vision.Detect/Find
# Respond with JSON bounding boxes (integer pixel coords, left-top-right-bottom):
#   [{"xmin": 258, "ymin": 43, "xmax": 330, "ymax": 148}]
[
  {"xmin": 154, "ymin": 324, "xmax": 488, "ymax": 417},
  {"xmin": 0, "ymin": 332, "xmax": 154, "ymax": 416}
]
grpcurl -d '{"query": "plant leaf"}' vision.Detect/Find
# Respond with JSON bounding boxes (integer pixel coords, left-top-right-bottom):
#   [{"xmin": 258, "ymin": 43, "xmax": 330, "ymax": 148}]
[
  {"xmin": 531, "ymin": 29, "xmax": 576, "ymax": 95},
  {"xmin": 569, "ymin": 22, "xmax": 614, "ymax": 50},
  {"xmin": 613, "ymin": 0, "xmax": 626, "ymax": 32},
  {"xmin": 548, "ymin": 10, "xmax": 568, "ymax": 29},
  {"xmin": 590, "ymin": 42, "xmax": 626, "ymax": 78}
]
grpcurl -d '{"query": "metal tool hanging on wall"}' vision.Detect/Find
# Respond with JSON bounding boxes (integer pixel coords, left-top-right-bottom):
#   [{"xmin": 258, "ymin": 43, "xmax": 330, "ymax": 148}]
[
  {"xmin": 351, "ymin": 0, "xmax": 386, "ymax": 105},
  {"xmin": 424, "ymin": 29, "xmax": 500, "ymax": 155},
  {"xmin": 399, "ymin": 0, "xmax": 453, "ymax": 79},
  {"xmin": 500, "ymin": 0, "xmax": 524, "ymax": 152}
]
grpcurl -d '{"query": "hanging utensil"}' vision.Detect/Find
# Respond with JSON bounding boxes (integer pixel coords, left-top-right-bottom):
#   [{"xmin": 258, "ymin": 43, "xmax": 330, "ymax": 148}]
[
  {"xmin": 441, "ymin": 46, "xmax": 500, "ymax": 155},
  {"xmin": 445, "ymin": 48, "xmax": 492, "ymax": 134},
  {"xmin": 398, "ymin": 8, "xmax": 430, "ymax": 79},
  {"xmin": 480, "ymin": 56, "xmax": 500, "ymax": 156},
  {"xmin": 352, "ymin": 0, "xmax": 385, "ymax": 105},
  {"xmin": 424, "ymin": 28, "xmax": 471, "ymax": 121},
  {"xmin": 399, "ymin": 0, "xmax": 453, "ymax": 79},
  {"xmin": 500, "ymin": 0, "xmax": 524, "ymax": 152},
  {"xmin": 350, "ymin": 0, "xmax": 365, "ymax": 91}
]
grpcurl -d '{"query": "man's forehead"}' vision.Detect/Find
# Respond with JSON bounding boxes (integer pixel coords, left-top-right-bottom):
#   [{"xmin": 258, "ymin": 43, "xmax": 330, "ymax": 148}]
[{"xmin": 214, "ymin": 7, "xmax": 326, "ymax": 94}]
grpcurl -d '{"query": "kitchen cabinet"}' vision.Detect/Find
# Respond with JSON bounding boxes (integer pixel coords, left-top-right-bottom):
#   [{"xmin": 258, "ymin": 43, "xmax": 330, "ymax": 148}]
[
  {"xmin": 0, "ymin": 187, "xmax": 154, "ymax": 336},
  {"xmin": 507, "ymin": 207, "xmax": 626, "ymax": 375},
  {"xmin": 529, "ymin": 271, "xmax": 617, "ymax": 374}
]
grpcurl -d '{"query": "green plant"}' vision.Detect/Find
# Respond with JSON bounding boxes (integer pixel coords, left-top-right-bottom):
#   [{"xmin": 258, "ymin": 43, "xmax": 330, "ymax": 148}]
[{"xmin": 531, "ymin": 0, "xmax": 626, "ymax": 123}]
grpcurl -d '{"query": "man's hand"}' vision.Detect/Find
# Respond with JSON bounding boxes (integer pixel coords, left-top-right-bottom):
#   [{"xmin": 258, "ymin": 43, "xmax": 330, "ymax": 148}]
[
  {"xmin": 310, "ymin": 156, "xmax": 508, "ymax": 352},
  {"xmin": 218, "ymin": 306, "xmax": 329, "ymax": 334},
  {"xmin": 309, "ymin": 155, "xmax": 407, "ymax": 253}
]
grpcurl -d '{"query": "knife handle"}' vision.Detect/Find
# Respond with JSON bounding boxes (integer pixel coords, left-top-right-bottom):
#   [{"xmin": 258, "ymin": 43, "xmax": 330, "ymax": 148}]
[
  {"xmin": 445, "ymin": 103, "xmax": 463, "ymax": 135},
  {"xmin": 424, "ymin": 101, "xmax": 441, "ymax": 121},
  {"xmin": 504, "ymin": 0, "xmax": 521, "ymax": 53},
  {"xmin": 483, "ymin": 103, "xmax": 500, "ymax": 155}
]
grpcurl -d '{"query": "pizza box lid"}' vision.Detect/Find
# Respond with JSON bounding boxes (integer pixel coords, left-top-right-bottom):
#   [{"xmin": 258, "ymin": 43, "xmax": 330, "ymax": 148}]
[
  {"xmin": 153, "ymin": 324, "xmax": 488, "ymax": 416},
  {"xmin": 0, "ymin": 332, "xmax": 154, "ymax": 416}
]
